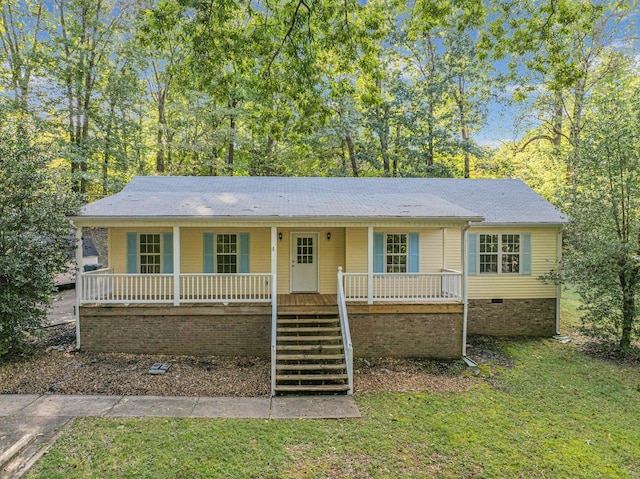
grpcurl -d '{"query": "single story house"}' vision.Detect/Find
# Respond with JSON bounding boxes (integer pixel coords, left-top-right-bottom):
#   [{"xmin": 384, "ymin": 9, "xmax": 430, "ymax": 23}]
[{"xmin": 71, "ymin": 176, "xmax": 567, "ymax": 394}]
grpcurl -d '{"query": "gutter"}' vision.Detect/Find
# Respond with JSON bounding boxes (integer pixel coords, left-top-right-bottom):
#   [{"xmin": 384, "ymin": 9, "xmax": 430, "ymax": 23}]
[
  {"xmin": 556, "ymin": 229, "xmax": 562, "ymax": 335},
  {"xmin": 68, "ymin": 214, "xmax": 485, "ymax": 224},
  {"xmin": 461, "ymin": 222, "xmax": 472, "ymax": 363},
  {"xmin": 70, "ymin": 220, "xmax": 81, "ymax": 349}
]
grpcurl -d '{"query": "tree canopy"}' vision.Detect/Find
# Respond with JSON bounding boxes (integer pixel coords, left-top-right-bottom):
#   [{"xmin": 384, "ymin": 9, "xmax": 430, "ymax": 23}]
[{"xmin": 1, "ymin": 0, "xmax": 640, "ymax": 352}]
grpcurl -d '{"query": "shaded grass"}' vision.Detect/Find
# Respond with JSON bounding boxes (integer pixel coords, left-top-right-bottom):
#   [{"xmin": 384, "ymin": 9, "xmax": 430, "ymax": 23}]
[
  {"xmin": 27, "ymin": 295, "xmax": 640, "ymax": 478},
  {"xmin": 560, "ymin": 286, "xmax": 583, "ymax": 332}
]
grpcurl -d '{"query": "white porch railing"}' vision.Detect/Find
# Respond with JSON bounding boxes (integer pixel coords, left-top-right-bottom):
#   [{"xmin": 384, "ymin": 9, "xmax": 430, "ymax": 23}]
[
  {"xmin": 337, "ymin": 267, "xmax": 354, "ymax": 395},
  {"xmin": 180, "ymin": 273, "xmax": 272, "ymax": 303},
  {"xmin": 80, "ymin": 272, "xmax": 273, "ymax": 305},
  {"xmin": 342, "ymin": 270, "xmax": 462, "ymax": 302},
  {"xmin": 81, "ymin": 269, "xmax": 174, "ymax": 304}
]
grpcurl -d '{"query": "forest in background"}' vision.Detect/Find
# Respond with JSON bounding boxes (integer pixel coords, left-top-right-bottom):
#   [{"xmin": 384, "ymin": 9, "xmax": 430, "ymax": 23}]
[
  {"xmin": 2, "ymin": 0, "xmax": 640, "ymax": 354},
  {"xmin": 1, "ymin": 0, "xmax": 638, "ymax": 204}
]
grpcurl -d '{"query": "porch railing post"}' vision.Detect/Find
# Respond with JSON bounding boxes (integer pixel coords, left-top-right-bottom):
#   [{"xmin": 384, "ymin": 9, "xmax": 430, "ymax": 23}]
[
  {"xmin": 74, "ymin": 225, "xmax": 82, "ymax": 348},
  {"xmin": 367, "ymin": 226, "xmax": 373, "ymax": 304}
]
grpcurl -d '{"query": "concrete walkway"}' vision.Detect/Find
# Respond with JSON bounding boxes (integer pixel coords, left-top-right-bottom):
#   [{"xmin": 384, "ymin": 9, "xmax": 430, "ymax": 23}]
[
  {"xmin": 0, "ymin": 393, "xmax": 360, "ymax": 420},
  {"xmin": 1, "ymin": 394, "xmax": 360, "ymax": 478}
]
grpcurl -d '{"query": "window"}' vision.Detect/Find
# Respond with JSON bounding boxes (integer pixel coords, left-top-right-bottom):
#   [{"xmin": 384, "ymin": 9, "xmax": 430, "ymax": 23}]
[
  {"xmin": 139, "ymin": 234, "xmax": 161, "ymax": 274},
  {"xmin": 501, "ymin": 234, "xmax": 520, "ymax": 273},
  {"xmin": 374, "ymin": 232, "xmax": 419, "ymax": 274},
  {"xmin": 479, "ymin": 233, "xmax": 520, "ymax": 274},
  {"xmin": 386, "ymin": 233, "xmax": 407, "ymax": 273},
  {"xmin": 204, "ymin": 233, "xmax": 249, "ymax": 274},
  {"xmin": 479, "ymin": 234, "xmax": 498, "ymax": 273},
  {"xmin": 216, "ymin": 234, "xmax": 237, "ymax": 273}
]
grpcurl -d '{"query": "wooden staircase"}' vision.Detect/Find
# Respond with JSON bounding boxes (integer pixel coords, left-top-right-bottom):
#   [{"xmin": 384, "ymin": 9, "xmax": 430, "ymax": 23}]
[{"xmin": 274, "ymin": 314, "xmax": 350, "ymax": 394}]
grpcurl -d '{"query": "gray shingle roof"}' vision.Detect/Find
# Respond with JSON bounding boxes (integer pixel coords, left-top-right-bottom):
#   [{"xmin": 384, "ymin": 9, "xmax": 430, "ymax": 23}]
[{"xmin": 77, "ymin": 176, "xmax": 567, "ymax": 225}]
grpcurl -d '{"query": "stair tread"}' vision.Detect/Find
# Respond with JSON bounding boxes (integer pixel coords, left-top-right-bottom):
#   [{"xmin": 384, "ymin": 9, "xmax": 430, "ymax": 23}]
[
  {"xmin": 276, "ymin": 374, "xmax": 348, "ymax": 381},
  {"xmin": 275, "ymin": 384, "xmax": 351, "ymax": 392},
  {"xmin": 276, "ymin": 363, "xmax": 347, "ymax": 371},
  {"xmin": 277, "ymin": 335, "xmax": 342, "ymax": 342},
  {"xmin": 276, "ymin": 353, "xmax": 345, "ymax": 360},
  {"xmin": 277, "ymin": 344, "xmax": 343, "ymax": 351},
  {"xmin": 277, "ymin": 327, "xmax": 341, "ymax": 333},
  {"xmin": 277, "ymin": 318, "xmax": 339, "ymax": 324}
]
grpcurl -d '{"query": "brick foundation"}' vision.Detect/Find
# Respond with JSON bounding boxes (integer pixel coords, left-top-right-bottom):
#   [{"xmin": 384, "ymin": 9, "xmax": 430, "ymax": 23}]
[
  {"xmin": 349, "ymin": 312, "xmax": 463, "ymax": 358},
  {"xmin": 80, "ymin": 306, "xmax": 271, "ymax": 356},
  {"xmin": 467, "ymin": 298, "xmax": 557, "ymax": 337}
]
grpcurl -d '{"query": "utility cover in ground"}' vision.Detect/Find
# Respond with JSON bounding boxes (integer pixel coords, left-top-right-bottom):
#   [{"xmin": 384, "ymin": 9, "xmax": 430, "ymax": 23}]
[{"xmin": 149, "ymin": 363, "xmax": 171, "ymax": 375}]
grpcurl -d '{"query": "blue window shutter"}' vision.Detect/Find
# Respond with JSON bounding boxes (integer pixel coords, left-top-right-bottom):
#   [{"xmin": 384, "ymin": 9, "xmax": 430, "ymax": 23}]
[
  {"xmin": 467, "ymin": 233, "xmax": 478, "ymax": 276},
  {"xmin": 408, "ymin": 232, "xmax": 420, "ymax": 273},
  {"xmin": 521, "ymin": 233, "xmax": 532, "ymax": 275},
  {"xmin": 126, "ymin": 233, "xmax": 138, "ymax": 273},
  {"xmin": 162, "ymin": 233, "xmax": 173, "ymax": 273},
  {"xmin": 373, "ymin": 233, "xmax": 384, "ymax": 273},
  {"xmin": 203, "ymin": 233, "xmax": 215, "ymax": 273},
  {"xmin": 239, "ymin": 233, "xmax": 250, "ymax": 273}
]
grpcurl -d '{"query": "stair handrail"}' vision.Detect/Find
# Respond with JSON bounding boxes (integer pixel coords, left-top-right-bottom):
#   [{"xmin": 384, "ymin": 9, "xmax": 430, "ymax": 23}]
[
  {"xmin": 337, "ymin": 267, "xmax": 354, "ymax": 395},
  {"xmin": 271, "ymin": 272, "xmax": 277, "ymax": 396}
]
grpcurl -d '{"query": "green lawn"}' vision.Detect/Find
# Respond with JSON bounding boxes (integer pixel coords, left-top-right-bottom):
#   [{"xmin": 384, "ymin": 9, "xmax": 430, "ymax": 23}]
[{"xmin": 28, "ymin": 293, "xmax": 640, "ymax": 479}]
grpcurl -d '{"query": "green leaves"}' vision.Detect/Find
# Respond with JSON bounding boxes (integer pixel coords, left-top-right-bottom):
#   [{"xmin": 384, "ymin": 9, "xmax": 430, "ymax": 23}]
[
  {"xmin": 566, "ymin": 61, "xmax": 640, "ymax": 355},
  {"xmin": 0, "ymin": 107, "xmax": 78, "ymax": 355}
]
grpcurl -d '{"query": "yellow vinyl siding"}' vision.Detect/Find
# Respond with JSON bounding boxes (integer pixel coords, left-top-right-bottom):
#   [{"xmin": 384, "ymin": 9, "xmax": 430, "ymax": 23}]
[
  {"xmin": 345, "ymin": 227, "xmax": 368, "ymax": 273},
  {"xmin": 468, "ymin": 227, "xmax": 559, "ymax": 299},
  {"xmin": 344, "ymin": 227, "xmax": 446, "ymax": 274},
  {"xmin": 445, "ymin": 228, "xmax": 463, "ymax": 270},
  {"xmin": 109, "ymin": 227, "xmax": 271, "ymax": 274},
  {"xmin": 109, "ymin": 227, "xmax": 173, "ymax": 274}
]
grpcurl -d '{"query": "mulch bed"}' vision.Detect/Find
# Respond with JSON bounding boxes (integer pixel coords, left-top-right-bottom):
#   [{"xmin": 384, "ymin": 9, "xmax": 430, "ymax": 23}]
[{"xmin": 0, "ymin": 323, "xmax": 507, "ymax": 397}]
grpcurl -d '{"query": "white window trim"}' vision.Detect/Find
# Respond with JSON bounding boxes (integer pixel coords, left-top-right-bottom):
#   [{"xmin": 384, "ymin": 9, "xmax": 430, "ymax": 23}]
[
  {"xmin": 139, "ymin": 233, "xmax": 162, "ymax": 274},
  {"xmin": 385, "ymin": 233, "xmax": 408, "ymax": 274},
  {"xmin": 479, "ymin": 233, "xmax": 522, "ymax": 275},
  {"xmin": 215, "ymin": 233, "xmax": 238, "ymax": 274}
]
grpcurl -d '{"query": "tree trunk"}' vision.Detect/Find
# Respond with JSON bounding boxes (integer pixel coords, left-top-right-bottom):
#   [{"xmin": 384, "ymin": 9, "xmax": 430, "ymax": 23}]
[
  {"xmin": 568, "ymin": 78, "xmax": 587, "ymax": 184},
  {"xmin": 619, "ymin": 269, "xmax": 637, "ymax": 355},
  {"xmin": 102, "ymin": 101, "xmax": 116, "ymax": 196},
  {"xmin": 156, "ymin": 89, "xmax": 166, "ymax": 173},
  {"xmin": 457, "ymin": 77, "xmax": 471, "ymax": 179},
  {"xmin": 426, "ymin": 114, "xmax": 435, "ymax": 167},
  {"xmin": 393, "ymin": 124, "xmax": 400, "ymax": 177},
  {"xmin": 379, "ymin": 130, "xmax": 390, "ymax": 176},
  {"xmin": 227, "ymin": 99, "xmax": 238, "ymax": 176},
  {"xmin": 345, "ymin": 132, "xmax": 358, "ymax": 177},
  {"xmin": 552, "ymin": 91, "xmax": 563, "ymax": 146}
]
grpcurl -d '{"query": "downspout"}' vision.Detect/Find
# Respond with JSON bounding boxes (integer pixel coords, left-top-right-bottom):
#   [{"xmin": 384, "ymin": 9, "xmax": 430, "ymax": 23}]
[
  {"xmin": 556, "ymin": 229, "xmax": 562, "ymax": 335},
  {"xmin": 462, "ymin": 223, "xmax": 476, "ymax": 366},
  {"xmin": 71, "ymin": 220, "xmax": 82, "ymax": 349}
]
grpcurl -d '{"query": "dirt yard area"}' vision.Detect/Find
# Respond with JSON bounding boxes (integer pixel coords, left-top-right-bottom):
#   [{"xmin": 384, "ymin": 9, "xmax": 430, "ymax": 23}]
[{"xmin": 0, "ymin": 291, "xmax": 490, "ymax": 397}]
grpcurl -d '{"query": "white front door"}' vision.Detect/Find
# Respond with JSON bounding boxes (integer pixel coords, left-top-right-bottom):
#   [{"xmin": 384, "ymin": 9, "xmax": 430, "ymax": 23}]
[{"xmin": 291, "ymin": 233, "xmax": 319, "ymax": 292}]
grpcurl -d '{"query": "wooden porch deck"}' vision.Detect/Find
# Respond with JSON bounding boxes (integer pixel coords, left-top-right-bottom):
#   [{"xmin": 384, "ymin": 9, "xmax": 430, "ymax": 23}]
[
  {"xmin": 81, "ymin": 293, "xmax": 462, "ymax": 315},
  {"xmin": 277, "ymin": 293, "xmax": 462, "ymax": 315}
]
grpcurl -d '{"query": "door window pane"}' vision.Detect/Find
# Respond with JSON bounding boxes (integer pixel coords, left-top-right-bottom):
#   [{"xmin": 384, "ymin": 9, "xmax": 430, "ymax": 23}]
[{"xmin": 297, "ymin": 236, "xmax": 313, "ymax": 264}]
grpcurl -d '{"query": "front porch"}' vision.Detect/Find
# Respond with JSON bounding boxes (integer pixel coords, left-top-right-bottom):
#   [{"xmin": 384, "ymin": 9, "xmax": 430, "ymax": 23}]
[
  {"xmin": 74, "ymin": 224, "xmax": 469, "ymax": 395},
  {"xmin": 78, "ymin": 270, "xmax": 464, "ymax": 308}
]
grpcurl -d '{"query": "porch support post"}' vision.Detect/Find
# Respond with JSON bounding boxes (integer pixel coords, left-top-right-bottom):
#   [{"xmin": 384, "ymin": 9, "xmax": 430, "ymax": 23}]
[
  {"xmin": 173, "ymin": 226, "xmax": 180, "ymax": 306},
  {"xmin": 271, "ymin": 227, "xmax": 278, "ymax": 397},
  {"xmin": 271, "ymin": 227, "xmax": 277, "ymax": 304},
  {"xmin": 367, "ymin": 226, "xmax": 373, "ymax": 305},
  {"xmin": 556, "ymin": 230, "xmax": 562, "ymax": 335},
  {"xmin": 461, "ymin": 224, "xmax": 470, "ymax": 357},
  {"xmin": 74, "ymin": 225, "xmax": 82, "ymax": 349}
]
